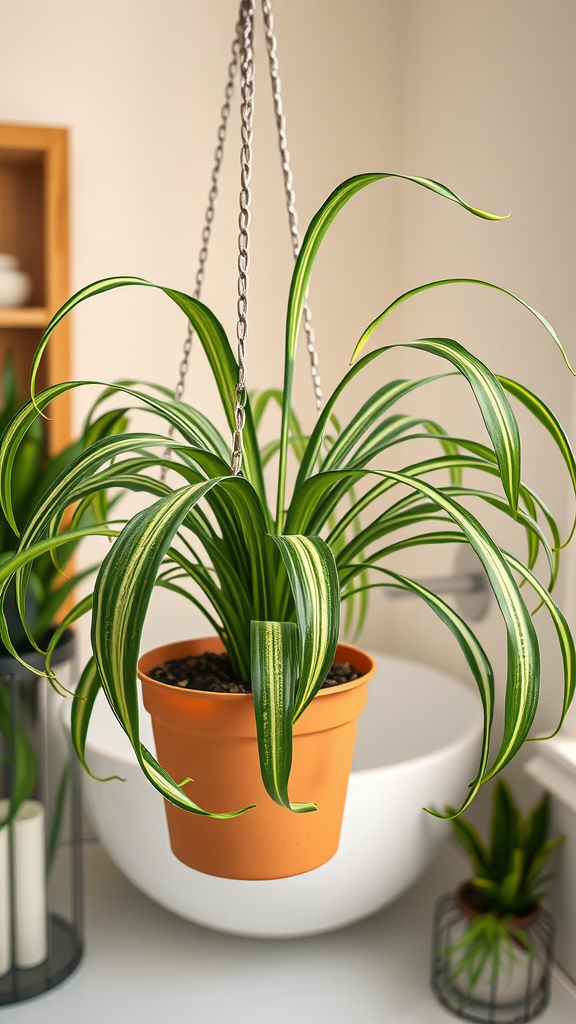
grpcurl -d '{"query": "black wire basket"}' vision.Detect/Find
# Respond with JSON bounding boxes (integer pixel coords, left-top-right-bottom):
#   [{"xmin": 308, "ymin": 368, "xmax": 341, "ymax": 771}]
[
  {"xmin": 0, "ymin": 631, "xmax": 83, "ymax": 1004},
  {"xmin": 431, "ymin": 890, "xmax": 555, "ymax": 1023}
]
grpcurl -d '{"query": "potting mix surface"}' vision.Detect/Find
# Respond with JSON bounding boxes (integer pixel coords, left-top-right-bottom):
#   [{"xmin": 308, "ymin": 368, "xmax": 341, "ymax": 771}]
[{"xmin": 148, "ymin": 651, "xmax": 361, "ymax": 693}]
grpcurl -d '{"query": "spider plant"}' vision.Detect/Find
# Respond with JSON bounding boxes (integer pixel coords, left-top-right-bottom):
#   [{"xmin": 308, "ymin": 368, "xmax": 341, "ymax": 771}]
[
  {"xmin": 0, "ymin": 355, "xmax": 127, "ymax": 827},
  {"xmin": 0, "ymin": 172, "xmax": 574, "ymax": 821},
  {"xmin": 0, "ymin": 352, "xmax": 127, "ymax": 652},
  {"xmin": 449, "ymin": 782, "xmax": 563, "ymax": 918},
  {"xmin": 441, "ymin": 782, "xmax": 563, "ymax": 998}
]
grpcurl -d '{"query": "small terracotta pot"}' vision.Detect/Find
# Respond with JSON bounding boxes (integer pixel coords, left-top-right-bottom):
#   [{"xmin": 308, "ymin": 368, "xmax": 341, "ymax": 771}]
[
  {"xmin": 456, "ymin": 881, "xmax": 541, "ymax": 932},
  {"xmin": 138, "ymin": 636, "xmax": 376, "ymax": 880}
]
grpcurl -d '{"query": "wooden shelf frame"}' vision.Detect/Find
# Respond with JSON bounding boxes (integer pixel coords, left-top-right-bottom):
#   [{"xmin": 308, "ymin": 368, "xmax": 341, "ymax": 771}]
[{"xmin": 0, "ymin": 123, "xmax": 70, "ymax": 453}]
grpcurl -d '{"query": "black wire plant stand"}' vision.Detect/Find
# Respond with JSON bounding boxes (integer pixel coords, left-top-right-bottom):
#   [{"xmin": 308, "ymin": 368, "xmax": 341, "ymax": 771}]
[{"xmin": 431, "ymin": 892, "xmax": 555, "ymax": 1023}]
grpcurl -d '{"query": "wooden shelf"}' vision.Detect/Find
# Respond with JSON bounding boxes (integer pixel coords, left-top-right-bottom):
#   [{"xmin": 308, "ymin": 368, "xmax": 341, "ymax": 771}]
[
  {"xmin": 0, "ymin": 123, "xmax": 70, "ymax": 454},
  {"xmin": 0, "ymin": 306, "xmax": 49, "ymax": 328}
]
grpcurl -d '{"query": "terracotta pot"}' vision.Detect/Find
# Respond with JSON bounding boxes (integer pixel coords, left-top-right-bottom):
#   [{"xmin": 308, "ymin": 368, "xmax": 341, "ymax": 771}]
[{"xmin": 138, "ymin": 636, "xmax": 375, "ymax": 880}]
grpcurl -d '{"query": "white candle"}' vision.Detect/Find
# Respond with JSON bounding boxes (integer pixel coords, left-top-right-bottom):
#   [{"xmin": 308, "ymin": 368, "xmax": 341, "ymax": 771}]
[
  {"xmin": 13, "ymin": 800, "xmax": 47, "ymax": 968},
  {"xmin": 0, "ymin": 801, "xmax": 11, "ymax": 977}
]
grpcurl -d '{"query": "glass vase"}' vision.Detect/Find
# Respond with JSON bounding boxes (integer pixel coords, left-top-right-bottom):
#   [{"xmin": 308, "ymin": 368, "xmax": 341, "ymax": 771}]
[{"xmin": 0, "ymin": 630, "xmax": 83, "ymax": 1004}]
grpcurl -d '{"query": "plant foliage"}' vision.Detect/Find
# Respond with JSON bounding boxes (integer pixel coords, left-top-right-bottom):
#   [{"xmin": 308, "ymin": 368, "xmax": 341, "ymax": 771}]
[
  {"xmin": 443, "ymin": 781, "xmax": 563, "ymax": 1000},
  {"xmin": 0, "ymin": 354, "xmax": 127, "ymax": 651},
  {"xmin": 448, "ymin": 781, "xmax": 563, "ymax": 916},
  {"xmin": 0, "ymin": 172, "xmax": 574, "ymax": 818}
]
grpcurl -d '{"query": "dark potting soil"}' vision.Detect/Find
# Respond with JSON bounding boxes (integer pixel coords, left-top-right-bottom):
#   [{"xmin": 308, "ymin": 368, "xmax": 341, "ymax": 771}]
[{"xmin": 148, "ymin": 651, "xmax": 361, "ymax": 694}]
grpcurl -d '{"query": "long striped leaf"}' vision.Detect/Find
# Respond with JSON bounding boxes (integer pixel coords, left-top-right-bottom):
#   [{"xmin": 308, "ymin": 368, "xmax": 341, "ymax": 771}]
[
  {"xmin": 296, "ymin": 373, "xmax": 448, "ymax": 488},
  {"xmin": 91, "ymin": 475, "xmax": 274, "ymax": 811},
  {"xmin": 504, "ymin": 552, "xmax": 576, "ymax": 742},
  {"xmin": 91, "ymin": 479, "xmax": 257, "ymax": 815},
  {"xmin": 369, "ymin": 471, "xmax": 539, "ymax": 778},
  {"xmin": 338, "ymin": 531, "xmax": 465, "ymax": 587},
  {"xmin": 71, "ymin": 658, "xmax": 122, "ymax": 782},
  {"xmin": 271, "ymin": 535, "xmax": 340, "ymax": 721},
  {"xmin": 277, "ymin": 174, "xmax": 506, "ymax": 527},
  {"xmin": 251, "ymin": 620, "xmax": 314, "ymax": 812},
  {"xmin": 342, "ymin": 565, "xmax": 494, "ymax": 814},
  {"xmin": 0, "ymin": 525, "xmax": 118, "ymax": 671},
  {"xmin": 349, "ymin": 338, "xmax": 521, "ymax": 511},
  {"xmin": 294, "ymin": 463, "xmax": 539, "ymax": 777},
  {"xmin": 1, "ymin": 380, "xmax": 231, "ymax": 535},
  {"xmin": 498, "ymin": 376, "xmax": 576, "ymax": 545},
  {"xmin": 27, "ymin": 277, "xmax": 266, "ymax": 505},
  {"xmin": 353, "ymin": 277, "xmax": 576, "ymax": 376}
]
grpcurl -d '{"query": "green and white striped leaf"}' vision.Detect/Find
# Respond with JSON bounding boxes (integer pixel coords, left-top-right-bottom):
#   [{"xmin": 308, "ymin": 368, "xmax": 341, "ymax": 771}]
[
  {"xmin": 498, "ymin": 375, "xmax": 576, "ymax": 544},
  {"xmin": 367, "ymin": 472, "xmax": 539, "ymax": 780},
  {"xmin": 0, "ymin": 525, "xmax": 118, "ymax": 671},
  {"xmin": 27, "ymin": 277, "xmax": 266, "ymax": 504},
  {"xmin": 342, "ymin": 564, "xmax": 494, "ymax": 814},
  {"xmin": 91, "ymin": 480, "xmax": 255, "ymax": 816},
  {"xmin": 71, "ymin": 658, "xmax": 122, "ymax": 782},
  {"xmin": 352, "ymin": 277, "xmax": 575, "ymax": 377},
  {"xmin": 504, "ymin": 552, "xmax": 576, "ymax": 738},
  {"xmin": 349, "ymin": 338, "xmax": 521, "ymax": 512},
  {"xmin": 277, "ymin": 173, "xmax": 506, "ymax": 527},
  {"xmin": 251, "ymin": 620, "xmax": 314, "ymax": 812},
  {"xmin": 271, "ymin": 535, "xmax": 340, "ymax": 721},
  {"xmin": 296, "ymin": 372, "xmax": 447, "ymax": 488}
]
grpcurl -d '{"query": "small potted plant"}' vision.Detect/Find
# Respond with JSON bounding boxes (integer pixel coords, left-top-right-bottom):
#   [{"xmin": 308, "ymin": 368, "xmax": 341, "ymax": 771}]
[
  {"xmin": 432, "ymin": 782, "xmax": 563, "ymax": 1021},
  {"xmin": 0, "ymin": 171, "xmax": 575, "ymax": 882},
  {"xmin": 0, "ymin": 357, "xmax": 125, "ymax": 999},
  {"xmin": 0, "ymin": 352, "xmax": 127, "ymax": 765}
]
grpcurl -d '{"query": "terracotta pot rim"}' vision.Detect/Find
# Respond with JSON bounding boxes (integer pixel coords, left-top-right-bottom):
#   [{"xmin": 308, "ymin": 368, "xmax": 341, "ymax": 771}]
[
  {"xmin": 456, "ymin": 881, "xmax": 541, "ymax": 930},
  {"xmin": 137, "ymin": 635, "xmax": 376, "ymax": 703}
]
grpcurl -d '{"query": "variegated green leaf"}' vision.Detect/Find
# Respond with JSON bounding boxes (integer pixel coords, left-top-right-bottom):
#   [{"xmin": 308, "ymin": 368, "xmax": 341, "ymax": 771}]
[
  {"xmin": 504, "ymin": 551, "xmax": 575, "ymax": 738},
  {"xmin": 353, "ymin": 277, "xmax": 575, "ymax": 376},
  {"xmin": 71, "ymin": 657, "xmax": 122, "ymax": 782},
  {"xmin": 296, "ymin": 373, "xmax": 447, "ymax": 488},
  {"xmin": 498, "ymin": 375, "xmax": 576, "ymax": 544},
  {"xmin": 251, "ymin": 620, "xmax": 314, "ymax": 812},
  {"xmin": 348, "ymin": 338, "xmax": 521, "ymax": 511},
  {"xmin": 91, "ymin": 477, "xmax": 270, "ymax": 814},
  {"xmin": 342, "ymin": 564, "xmax": 494, "ymax": 814},
  {"xmin": 278, "ymin": 174, "xmax": 506, "ymax": 528},
  {"xmin": 0, "ymin": 525, "xmax": 118, "ymax": 671},
  {"xmin": 271, "ymin": 535, "xmax": 340, "ymax": 721},
  {"xmin": 371, "ymin": 470, "xmax": 539, "ymax": 779},
  {"xmin": 27, "ymin": 278, "xmax": 266, "ymax": 505}
]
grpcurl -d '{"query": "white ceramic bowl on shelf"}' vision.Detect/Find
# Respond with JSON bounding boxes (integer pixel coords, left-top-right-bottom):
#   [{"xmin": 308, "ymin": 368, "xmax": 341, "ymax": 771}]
[
  {"xmin": 0, "ymin": 253, "xmax": 31, "ymax": 308},
  {"xmin": 76, "ymin": 650, "xmax": 482, "ymax": 937}
]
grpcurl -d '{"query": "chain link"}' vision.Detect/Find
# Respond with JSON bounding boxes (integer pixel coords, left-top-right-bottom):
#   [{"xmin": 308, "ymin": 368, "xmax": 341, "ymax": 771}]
[
  {"xmin": 165, "ymin": 0, "xmax": 322, "ymax": 482},
  {"xmin": 261, "ymin": 0, "xmax": 323, "ymax": 413},
  {"xmin": 161, "ymin": 19, "xmax": 241, "ymax": 480},
  {"xmin": 231, "ymin": 0, "xmax": 255, "ymax": 476}
]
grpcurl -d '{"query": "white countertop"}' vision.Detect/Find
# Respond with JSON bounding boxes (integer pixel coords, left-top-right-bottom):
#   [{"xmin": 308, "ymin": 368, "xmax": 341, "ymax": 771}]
[{"xmin": 3, "ymin": 841, "xmax": 575, "ymax": 1023}]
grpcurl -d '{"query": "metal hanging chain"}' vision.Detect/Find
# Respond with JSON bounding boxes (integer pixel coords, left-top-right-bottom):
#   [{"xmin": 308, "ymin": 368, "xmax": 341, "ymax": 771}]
[
  {"xmin": 231, "ymin": 0, "xmax": 255, "ymax": 476},
  {"xmin": 165, "ymin": 0, "xmax": 320, "ymax": 480},
  {"xmin": 161, "ymin": 18, "xmax": 242, "ymax": 480},
  {"xmin": 261, "ymin": 0, "xmax": 323, "ymax": 413}
]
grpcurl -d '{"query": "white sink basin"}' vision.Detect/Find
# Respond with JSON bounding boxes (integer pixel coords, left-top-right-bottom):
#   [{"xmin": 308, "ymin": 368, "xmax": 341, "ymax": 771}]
[{"xmin": 77, "ymin": 651, "xmax": 482, "ymax": 937}]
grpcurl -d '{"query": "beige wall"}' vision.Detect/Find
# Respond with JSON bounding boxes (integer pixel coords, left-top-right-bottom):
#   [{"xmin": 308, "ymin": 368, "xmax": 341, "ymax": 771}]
[
  {"xmin": 1, "ymin": 2, "xmax": 575, "ymax": 765},
  {"xmin": 381, "ymin": 1, "xmax": 576, "ymax": 751}
]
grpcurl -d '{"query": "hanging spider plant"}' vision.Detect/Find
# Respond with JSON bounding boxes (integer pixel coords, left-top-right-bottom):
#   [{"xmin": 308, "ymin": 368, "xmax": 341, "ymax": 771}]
[{"xmin": 0, "ymin": 172, "xmax": 575, "ymax": 821}]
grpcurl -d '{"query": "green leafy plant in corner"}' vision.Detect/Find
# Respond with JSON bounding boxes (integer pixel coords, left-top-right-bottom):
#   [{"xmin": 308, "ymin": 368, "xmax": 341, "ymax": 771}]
[
  {"xmin": 0, "ymin": 172, "xmax": 574, "ymax": 820},
  {"xmin": 0, "ymin": 355, "xmax": 127, "ymax": 823},
  {"xmin": 443, "ymin": 782, "xmax": 563, "ymax": 998},
  {"xmin": 0, "ymin": 354, "xmax": 127, "ymax": 652}
]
